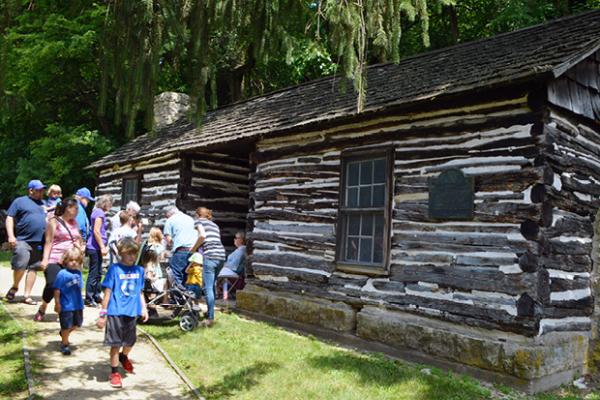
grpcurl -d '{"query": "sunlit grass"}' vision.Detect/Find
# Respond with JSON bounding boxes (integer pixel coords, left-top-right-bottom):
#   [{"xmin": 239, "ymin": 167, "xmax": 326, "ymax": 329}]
[
  {"xmin": 143, "ymin": 312, "xmax": 490, "ymax": 400},
  {"xmin": 0, "ymin": 305, "xmax": 28, "ymax": 399}
]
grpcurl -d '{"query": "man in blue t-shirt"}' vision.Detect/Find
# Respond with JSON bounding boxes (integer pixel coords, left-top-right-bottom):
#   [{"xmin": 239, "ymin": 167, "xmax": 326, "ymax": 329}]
[
  {"xmin": 163, "ymin": 206, "xmax": 198, "ymax": 286},
  {"xmin": 5, "ymin": 180, "xmax": 47, "ymax": 304},
  {"xmin": 75, "ymin": 187, "xmax": 95, "ymax": 242}
]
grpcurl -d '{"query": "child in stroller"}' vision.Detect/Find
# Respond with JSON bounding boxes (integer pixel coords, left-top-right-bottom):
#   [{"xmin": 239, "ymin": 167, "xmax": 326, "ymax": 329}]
[{"xmin": 139, "ymin": 243, "xmax": 204, "ymax": 331}]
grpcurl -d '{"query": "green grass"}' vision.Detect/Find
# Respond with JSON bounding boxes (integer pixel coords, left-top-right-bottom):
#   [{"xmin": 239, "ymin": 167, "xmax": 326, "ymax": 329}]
[
  {"xmin": 0, "ymin": 304, "xmax": 29, "ymax": 399},
  {"xmin": 0, "ymin": 250, "xmax": 11, "ymax": 263},
  {"xmin": 143, "ymin": 313, "xmax": 492, "ymax": 400},
  {"xmin": 143, "ymin": 312, "xmax": 600, "ymax": 400}
]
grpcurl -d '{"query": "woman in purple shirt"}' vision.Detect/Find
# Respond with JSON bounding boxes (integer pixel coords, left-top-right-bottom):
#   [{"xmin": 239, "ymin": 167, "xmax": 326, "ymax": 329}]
[{"xmin": 85, "ymin": 194, "xmax": 113, "ymax": 306}]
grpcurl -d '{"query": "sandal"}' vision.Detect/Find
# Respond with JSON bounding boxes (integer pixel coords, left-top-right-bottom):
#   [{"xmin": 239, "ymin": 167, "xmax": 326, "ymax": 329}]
[
  {"xmin": 34, "ymin": 309, "xmax": 45, "ymax": 322},
  {"xmin": 23, "ymin": 297, "xmax": 38, "ymax": 306},
  {"xmin": 5, "ymin": 287, "xmax": 18, "ymax": 302}
]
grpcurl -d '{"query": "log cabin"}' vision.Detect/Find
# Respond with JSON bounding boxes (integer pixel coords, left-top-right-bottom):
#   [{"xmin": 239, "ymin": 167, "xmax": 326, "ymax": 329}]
[{"xmin": 90, "ymin": 10, "xmax": 600, "ymax": 392}]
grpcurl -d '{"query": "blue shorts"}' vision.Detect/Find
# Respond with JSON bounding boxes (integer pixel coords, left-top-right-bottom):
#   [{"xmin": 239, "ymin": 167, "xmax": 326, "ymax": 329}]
[
  {"xmin": 186, "ymin": 284, "xmax": 203, "ymax": 299},
  {"xmin": 59, "ymin": 310, "xmax": 83, "ymax": 330}
]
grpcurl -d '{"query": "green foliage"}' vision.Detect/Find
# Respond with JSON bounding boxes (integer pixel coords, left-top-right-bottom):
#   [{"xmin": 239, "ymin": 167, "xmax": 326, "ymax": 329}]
[
  {"xmin": 15, "ymin": 124, "xmax": 113, "ymax": 198},
  {"xmin": 1, "ymin": 0, "xmax": 599, "ymax": 207}
]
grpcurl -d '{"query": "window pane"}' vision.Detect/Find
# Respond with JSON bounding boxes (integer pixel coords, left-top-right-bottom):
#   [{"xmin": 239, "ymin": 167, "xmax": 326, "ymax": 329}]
[
  {"xmin": 373, "ymin": 184, "xmax": 385, "ymax": 207},
  {"xmin": 347, "ymin": 215, "xmax": 360, "ymax": 235},
  {"xmin": 347, "ymin": 162, "xmax": 359, "ymax": 186},
  {"xmin": 373, "ymin": 159, "xmax": 386, "ymax": 183},
  {"xmin": 360, "ymin": 161, "xmax": 372, "ymax": 185},
  {"xmin": 347, "ymin": 187, "xmax": 358, "ymax": 207},
  {"xmin": 359, "ymin": 238, "xmax": 373, "ymax": 263},
  {"xmin": 346, "ymin": 237, "xmax": 359, "ymax": 261},
  {"xmin": 361, "ymin": 214, "xmax": 373, "ymax": 236},
  {"xmin": 374, "ymin": 215, "xmax": 384, "ymax": 263},
  {"xmin": 359, "ymin": 186, "xmax": 372, "ymax": 207}
]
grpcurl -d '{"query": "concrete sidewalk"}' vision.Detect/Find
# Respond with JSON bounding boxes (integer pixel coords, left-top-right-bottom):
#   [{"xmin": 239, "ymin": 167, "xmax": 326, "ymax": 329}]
[{"xmin": 1, "ymin": 267, "xmax": 194, "ymax": 399}]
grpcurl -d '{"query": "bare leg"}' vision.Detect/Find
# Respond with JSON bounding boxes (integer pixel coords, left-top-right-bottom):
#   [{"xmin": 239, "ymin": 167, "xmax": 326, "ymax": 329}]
[
  {"xmin": 23, "ymin": 270, "xmax": 37, "ymax": 299},
  {"xmin": 60, "ymin": 329, "xmax": 70, "ymax": 346},
  {"xmin": 12, "ymin": 270, "xmax": 25, "ymax": 293},
  {"xmin": 121, "ymin": 346, "xmax": 132, "ymax": 357},
  {"xmin": 110, "ymin": 347, "xmax": 120, "ymax": 368}
]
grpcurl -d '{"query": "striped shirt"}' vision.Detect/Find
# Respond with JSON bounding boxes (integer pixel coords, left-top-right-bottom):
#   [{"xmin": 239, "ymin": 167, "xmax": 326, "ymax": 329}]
[{"xmin": 195, "ymin": 218, "xmax": 226, "ymax": 260}]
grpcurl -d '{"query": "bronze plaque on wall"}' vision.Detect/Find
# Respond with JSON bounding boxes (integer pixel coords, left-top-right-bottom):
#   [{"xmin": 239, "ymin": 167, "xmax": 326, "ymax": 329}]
[{"xmin": 428, "ymin": 169, "xmax": 474, "ymax": 220}]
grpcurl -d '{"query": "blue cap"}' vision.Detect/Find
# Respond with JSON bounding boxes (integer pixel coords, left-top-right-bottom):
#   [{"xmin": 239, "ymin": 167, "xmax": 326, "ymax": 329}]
[
  {"xmin": 28, "ymin": 179, "xmax": 46, "ymax": 190},
  {"xmin": 75, "ymin": 187, "xmax": 95, "ymax": 202}
]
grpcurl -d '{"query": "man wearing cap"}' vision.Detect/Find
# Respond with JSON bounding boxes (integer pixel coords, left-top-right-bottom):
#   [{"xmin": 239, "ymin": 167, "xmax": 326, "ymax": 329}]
[
  {"xmin": 4, "ymin": 180, "xmax": 47, "ymax": 304},
  {"xmin": 75, "ymin": 187, "xmax": 95, "ymax": 242}
]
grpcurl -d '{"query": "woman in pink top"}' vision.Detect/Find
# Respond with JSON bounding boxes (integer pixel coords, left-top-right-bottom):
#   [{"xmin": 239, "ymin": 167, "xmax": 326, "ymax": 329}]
[{"xmin": 34, "ymin": 198, "xmax": 83, "ymax": 321}]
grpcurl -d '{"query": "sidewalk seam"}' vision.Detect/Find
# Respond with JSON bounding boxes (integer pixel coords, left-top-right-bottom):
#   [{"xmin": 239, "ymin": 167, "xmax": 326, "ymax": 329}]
[
  {"xmin": 137, "ymin": 326, "xmax": 204, "ymax": 400},
  {"xmin": 2, "ymin": 303, "xmax": 36, "ymax": 400}
]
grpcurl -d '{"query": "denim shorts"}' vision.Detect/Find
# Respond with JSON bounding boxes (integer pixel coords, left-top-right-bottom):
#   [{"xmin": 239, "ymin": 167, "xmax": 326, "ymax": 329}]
[
  {"xmin": 186, "ymin": 284, "xmax": 203, "ymax": 299},
  {"xmin": 11, "ymin": 241, "xmax": 43, "ymax": 271},
  {"xmin": 59, "ymin": 310, "xmax": 83, "ymax": 330}
]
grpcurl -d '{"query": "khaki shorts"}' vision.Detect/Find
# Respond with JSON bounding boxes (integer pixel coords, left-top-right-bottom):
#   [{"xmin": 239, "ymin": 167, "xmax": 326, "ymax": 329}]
[{"xmin": 11, "ymin": 241, "xmax": 43, "ymax": 271}]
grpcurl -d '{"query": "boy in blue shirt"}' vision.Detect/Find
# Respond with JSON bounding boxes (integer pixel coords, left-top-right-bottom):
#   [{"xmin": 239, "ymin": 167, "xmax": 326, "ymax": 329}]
[
  {"xmin": 53, "ymin": 247, "xmax": 85, "ymax": 355},
  {"xmin": 96, "ymin": 237, "xmax": 148, "ymax": 389}
]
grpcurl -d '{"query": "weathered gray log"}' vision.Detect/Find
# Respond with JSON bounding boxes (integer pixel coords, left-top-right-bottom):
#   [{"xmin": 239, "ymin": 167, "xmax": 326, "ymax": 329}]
[{"xmin": 389, "ymin": 263, "xmax": 547, "ymax": 299}]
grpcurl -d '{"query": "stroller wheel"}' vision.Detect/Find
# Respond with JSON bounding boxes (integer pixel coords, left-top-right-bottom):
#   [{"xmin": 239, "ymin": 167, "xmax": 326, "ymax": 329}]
[{"xmin": 179, "ymin": 312, "xmax": 198, "ymax": 332}]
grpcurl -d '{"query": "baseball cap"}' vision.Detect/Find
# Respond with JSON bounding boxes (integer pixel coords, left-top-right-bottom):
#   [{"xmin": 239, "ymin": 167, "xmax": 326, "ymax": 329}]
[
  {"xmin": 188, "ymin": 253, "xmax": 204, "ymax": 265},
  {"xmin": 75, "ymin": 187, "xmax": 95, "ymax": 202},
  {"xmin": 28, "ymin": 179, "xmax": 46, "ymax": 190}
]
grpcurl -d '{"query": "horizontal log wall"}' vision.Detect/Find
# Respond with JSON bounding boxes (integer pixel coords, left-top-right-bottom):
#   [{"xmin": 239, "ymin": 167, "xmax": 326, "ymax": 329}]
[
  {"xmin": 249, "ymin": 90, "xmax": 552, "ymax": 336},
  {"xmin": 96, "ymin": 153, "xmax": 182, "ymax": 227},
  {"xmin": 540, "ymin": 51, "xmax": 600, "ymax": 335},
  {"xmin": 180, "ymin": 152, "xmax": 250, "ymax": 249}
]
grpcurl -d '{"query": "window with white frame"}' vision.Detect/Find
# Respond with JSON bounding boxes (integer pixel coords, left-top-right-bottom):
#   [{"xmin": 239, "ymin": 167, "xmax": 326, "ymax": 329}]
[
  {"xmin": 337, "ymin": 150, "xmax": 392, "ymax": 271},
  {"xmin": 122, "ymin": 177, "xmax": 140, "ymax": 205}
]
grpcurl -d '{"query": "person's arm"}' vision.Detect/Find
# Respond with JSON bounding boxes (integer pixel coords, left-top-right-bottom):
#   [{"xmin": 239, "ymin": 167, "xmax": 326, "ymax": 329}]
[
  {"xmin": 41, "ymin": 219, "xmax": 57, "ymax": 270},
  {"xmin": 96, "ymin": 287, "xmax": 111, "ymax": 329},
  {"xmin": 53, "ymin": 289, "xmax": 61, "ymax": 313},
  {"xmin": 92, "ymin": 215, "xmax": 107, "ymax": 256},
  {"xmin": 5, "ymin": 216, "xmax": 16, "ymax": 248},
  {"xmin": 140, "ymin": 292, "xmax": 149, "ymax": 322},
  {"xmin": 134, "ymin": 227, "xmax": 142, "ymax": 245},
  {"xmin": 190, "ymin": 224, "xmax": 206, "ymax": 253}
]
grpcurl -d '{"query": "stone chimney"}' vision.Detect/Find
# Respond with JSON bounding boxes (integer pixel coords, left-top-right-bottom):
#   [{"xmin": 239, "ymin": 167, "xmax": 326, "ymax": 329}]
[{"xmin": 153, "ymin": 92, "xmax": 191, "ymax": 129}]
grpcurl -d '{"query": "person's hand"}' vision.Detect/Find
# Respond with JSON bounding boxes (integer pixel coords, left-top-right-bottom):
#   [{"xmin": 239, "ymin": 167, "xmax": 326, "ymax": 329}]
[
  {"xmin": 54, "ymin": 303, "xmax": 61, "ymax": 314},
  {"xmin": 8, "ymin": 237, "xmax": 16, "ymax": 249},
  {"xmin": 96, "ymin": 316, "xmax": 106, "ymax": 329},
  {"xmin": 141, "ymin": 308, "xmax": 149, "ymax": 323},
  {"xmin": 101, "ymin": 246, "xmax": 108, "ymax": 256},
  {"xmin": 40, "ymin": 260, "xmax": 48, "ymax": 271}
]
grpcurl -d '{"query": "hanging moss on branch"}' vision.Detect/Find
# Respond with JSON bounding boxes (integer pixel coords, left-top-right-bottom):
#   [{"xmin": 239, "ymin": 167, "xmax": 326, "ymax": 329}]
[{"xmin": 100, "ymin": 0, "xmax": 448, "ymax": 137}]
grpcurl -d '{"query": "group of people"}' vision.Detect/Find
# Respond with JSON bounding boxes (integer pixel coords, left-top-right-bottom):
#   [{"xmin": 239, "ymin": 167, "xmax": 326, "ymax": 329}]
[{"xmin": 3, "ymin": 179, "xmax": 247, "ymax": 388}]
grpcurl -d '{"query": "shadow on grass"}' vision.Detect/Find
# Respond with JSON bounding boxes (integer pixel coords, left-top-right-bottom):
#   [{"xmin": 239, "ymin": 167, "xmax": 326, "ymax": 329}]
[
  {"xmin": 309, "ymin": 351, "xmax": 489, "ymax": 400},
  {"xmin": 199, "ymin": 361, "xmax": 280, "ymax": 400}
]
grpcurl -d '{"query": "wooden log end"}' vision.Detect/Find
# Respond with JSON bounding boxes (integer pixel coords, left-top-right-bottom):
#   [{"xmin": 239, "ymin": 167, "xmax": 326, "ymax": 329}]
[
  {"xmin": 531, "ymin": 184, "xmax": 546, "ymax": 203},
  {"xmin": 520, "ymin": 219, "xmax": 540, "ymax": 240},
  {"xmin": 518, "ymin": 251, "xmax": 539, "ymax": 273}
]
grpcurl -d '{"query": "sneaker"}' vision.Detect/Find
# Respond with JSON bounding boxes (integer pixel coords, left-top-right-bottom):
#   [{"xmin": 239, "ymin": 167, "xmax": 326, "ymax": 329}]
[
  {"xmin": 109, "ymin": 372, "xmax": 123, "ymax": 388},
  {"xmin": 119, "ymin": 353, "xmax": 134, "ymax": 374},
  {"xmin": 60, "ymin": 344, "xmax": 71, "ymax": 355},
  {"xmin": 84, "ymin": 300, "xmax": 98, "ymax": 308}
]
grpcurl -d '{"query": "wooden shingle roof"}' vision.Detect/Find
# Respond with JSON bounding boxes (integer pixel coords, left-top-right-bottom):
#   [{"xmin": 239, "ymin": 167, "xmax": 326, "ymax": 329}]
[{"xmin": 91, "ymin": 9, "xmax": 600, "ymax": 169}]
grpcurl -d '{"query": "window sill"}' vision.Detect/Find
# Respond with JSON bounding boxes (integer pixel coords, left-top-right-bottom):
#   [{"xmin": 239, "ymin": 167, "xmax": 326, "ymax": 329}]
[{"xmin": 335, "ymin": 263, "xmax": 388, "ymax": 277}]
